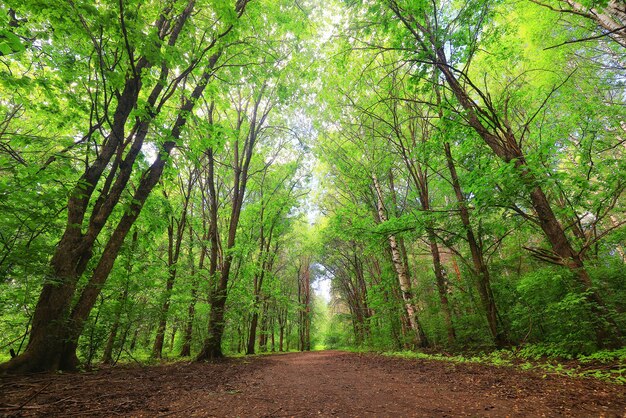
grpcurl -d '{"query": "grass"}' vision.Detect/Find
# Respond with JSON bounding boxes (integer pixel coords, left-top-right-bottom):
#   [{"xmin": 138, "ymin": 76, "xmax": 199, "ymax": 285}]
[{"xmin": 380, "ymin": 347, "xmax": 626, "ymax": 385}]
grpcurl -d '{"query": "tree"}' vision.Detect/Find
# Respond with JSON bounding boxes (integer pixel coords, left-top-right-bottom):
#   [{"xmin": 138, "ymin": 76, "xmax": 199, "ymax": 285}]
[
  {"xmin": 1, "ymin": 0, "xmax": 251, "ymax": 373},
  {"xmin": 376, "ymin": 0, "xmax": 622, "ymax": 347}
]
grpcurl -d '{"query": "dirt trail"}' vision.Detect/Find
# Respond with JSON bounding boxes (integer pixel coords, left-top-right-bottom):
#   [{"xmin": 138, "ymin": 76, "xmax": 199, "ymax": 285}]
[{"xmin": 1, "ymin": 350, "xmax": 624, "ymax": 417}]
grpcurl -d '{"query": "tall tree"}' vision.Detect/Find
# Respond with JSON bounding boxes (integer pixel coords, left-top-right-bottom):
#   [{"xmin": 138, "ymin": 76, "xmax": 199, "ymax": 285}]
[
  {"xmin": 1, "ymin": 0, "xmax": 251, "ymax": 373},
  {"xmin": 379, "ymin": 0, "xmax": 622, "ymax": 346}
]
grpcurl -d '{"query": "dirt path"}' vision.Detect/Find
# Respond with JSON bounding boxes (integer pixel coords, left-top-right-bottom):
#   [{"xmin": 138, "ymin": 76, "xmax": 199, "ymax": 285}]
[{"xmin": 1, "ymin": 350, "xmax": 624, "ymax": 417}]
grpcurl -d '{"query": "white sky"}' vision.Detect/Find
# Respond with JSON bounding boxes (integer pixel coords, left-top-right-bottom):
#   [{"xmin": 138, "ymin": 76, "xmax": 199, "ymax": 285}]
[{"xmin": 313, "ymin": 275, "xmax": 332, "ymax": 303}]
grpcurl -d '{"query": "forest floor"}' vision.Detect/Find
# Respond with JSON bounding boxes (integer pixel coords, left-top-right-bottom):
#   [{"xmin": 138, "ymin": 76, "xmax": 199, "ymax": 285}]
[{"xmin": 0, "ymin": 350, "xmax": 625, "ymax": 417}]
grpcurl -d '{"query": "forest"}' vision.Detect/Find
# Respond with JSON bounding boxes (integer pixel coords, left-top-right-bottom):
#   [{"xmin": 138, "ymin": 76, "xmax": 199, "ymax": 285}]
[{"xmin": 0, "ymin": 0, "xmax": 625, "ymax": 381}]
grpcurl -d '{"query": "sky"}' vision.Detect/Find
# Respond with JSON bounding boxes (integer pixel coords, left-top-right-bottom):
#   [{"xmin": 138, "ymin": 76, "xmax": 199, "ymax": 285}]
[{"xmin": 313, "ymin": 275, "xmax": 332, "ymax": 303}]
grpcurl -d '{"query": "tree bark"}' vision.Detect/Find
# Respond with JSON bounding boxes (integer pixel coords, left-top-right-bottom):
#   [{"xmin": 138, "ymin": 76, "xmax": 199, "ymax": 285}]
[
  {"xmin": 181, "ymin": 222, "xmax": 201, "ymax": 357},
  {"xmin": 372, "ymin": 173, "xmax": 428, "ymax": 347},
  {"xmin": 443, "ymin": 142, "xmax": 507, "ymax": 346}
]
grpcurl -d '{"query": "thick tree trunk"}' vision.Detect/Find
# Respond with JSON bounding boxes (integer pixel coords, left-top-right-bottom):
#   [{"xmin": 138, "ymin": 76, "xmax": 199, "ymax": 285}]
[{"xmin": 197, "ymin": 263, "xmax": 230, "ymax": 360}]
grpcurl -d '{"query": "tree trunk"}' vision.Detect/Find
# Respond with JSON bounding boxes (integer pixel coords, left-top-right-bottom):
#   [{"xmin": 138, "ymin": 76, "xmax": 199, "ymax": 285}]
[
  {"xmin": 247, "ymin": 311, "xmax": 260, "ymax": 355},
  {"xmin": 372, "ymin": 173, "xmax": 428, "ymax": 347},
  {"xmin": 427, "ymin": 232, "xmax": 456, "ymax": 344},
  {"xmin": 154, "ymin": 175, "xmax": 192, "ymax": 358},
  {"xmin": 102, "ymin": 231, "xmax": 136, "ymax": 364},
  {"xmin": 444, "ymin": 142, "xmax": 507, "ymax": 346},
  {"xmin": 169, "ymin": 325, "xmax": 177, "ymax": 352},
  {"xmin": 259, "ymin": 307, "xmax": 268, "ymax": 353},
  {"xmin": 102, "ymin": 319, "xmax": 120, "ymax": 365},
  {"xmin": 270, "ymin": 317, "xmax": 275, "ymax": 352}
]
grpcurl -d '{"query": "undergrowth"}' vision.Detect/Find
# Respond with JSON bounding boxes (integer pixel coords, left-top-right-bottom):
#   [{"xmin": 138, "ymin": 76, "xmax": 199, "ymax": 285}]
[{"xmin": 382, "ymin": 346, "xmax": 626, "ymax": 385}]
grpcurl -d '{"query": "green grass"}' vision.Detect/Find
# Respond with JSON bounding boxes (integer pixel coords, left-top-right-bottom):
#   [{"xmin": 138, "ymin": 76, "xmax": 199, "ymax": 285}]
[{"xmin": 380, "ymin": 346, "xmax": 626, "ymax": 385}]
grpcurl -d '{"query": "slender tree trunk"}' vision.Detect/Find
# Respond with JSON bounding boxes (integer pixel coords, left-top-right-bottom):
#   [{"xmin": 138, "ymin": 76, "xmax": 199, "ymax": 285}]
[
  {"xmin": 426, "ymin": 232, "xmax": 456, "ymax": 344},
  {"xmin": 270, "ymin": 316, "xmax": 275, "ymax": 352},
  {"xmin": 444, "ymin": 142, "xmax": 507, "ymax": 345},
  {"xmin": 372, "ymin": 173, "xmax": 428, "ymax": 347},
  {"xmin": 169, "ymin": 325, "xmax": 177, "ymax": 352},
  {"xmin": 154, "ymin": 223, "xmax": 183, "ymax": 356},
  {"xmin": 102, "ymin": 230, "xmax": 136, "ymax": 364},
  {"xmin": 391, "ymin": 147, "xmax": 456, "ymax": 344},
  {"xmin": 130, "ymin": 328, "xmax": 139, "ymax": 351},
  {"xmin": 195, "ymin": 137, "xmax": 228, "ymax": 361},
  {"xmin": 102, "ymin": 276, "xmax": 131, "ymax": 364},
  {"xmin": 155, "ymin": 176, "xmax": 193, "ymax": 358},
  {"xmin": 247, "ymin": 310, "xmax": 260, "ymax": 355},
  {"xmin": 259, "ymin": 305, "xmax": 268, "ymax": 353},
  {"xmin": 300, "ymin": 262, "xmax": 312, "ymax": 351},
  {"xmin": 197, "ymin": 85, "xmax": 270, "ymax": 360},
  {"xmin": 278, "ymin": 306, "xmax": 287, "ymax": 352},
  {"xmin": 181, "ymin": 223, "xmax": 201, "ymax": 357},
  {"xmin": 102, "ymin": 320, "xmax": 120, "ymax": 365}
]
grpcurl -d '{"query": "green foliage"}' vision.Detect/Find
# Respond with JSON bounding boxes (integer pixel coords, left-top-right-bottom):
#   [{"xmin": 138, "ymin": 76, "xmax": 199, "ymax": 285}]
[
  {"xmin": 0, "ymin": 0, "xmax": 625, "ymax": 373},
  {"xmin": 383, "ymin": 347, "xmax": 626, "ymax": 384}
]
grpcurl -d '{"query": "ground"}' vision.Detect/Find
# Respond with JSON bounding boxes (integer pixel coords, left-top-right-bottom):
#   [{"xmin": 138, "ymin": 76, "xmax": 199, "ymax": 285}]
[{"xmin": 0, "ymin": 350, "xmax": 624, "ymax": 417}]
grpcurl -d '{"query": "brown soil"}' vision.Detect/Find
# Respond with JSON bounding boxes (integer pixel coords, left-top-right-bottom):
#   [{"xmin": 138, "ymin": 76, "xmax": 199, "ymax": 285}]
[{"xmin": 0, "ymin": 350, "xmax": 624, "ymax": 417}]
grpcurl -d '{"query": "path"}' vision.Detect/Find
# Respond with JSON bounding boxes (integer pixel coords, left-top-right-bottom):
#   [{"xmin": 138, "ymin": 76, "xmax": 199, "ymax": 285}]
[{"xmin": 0, "ymin": 351, "xmax": 624, "ymax": 416}]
